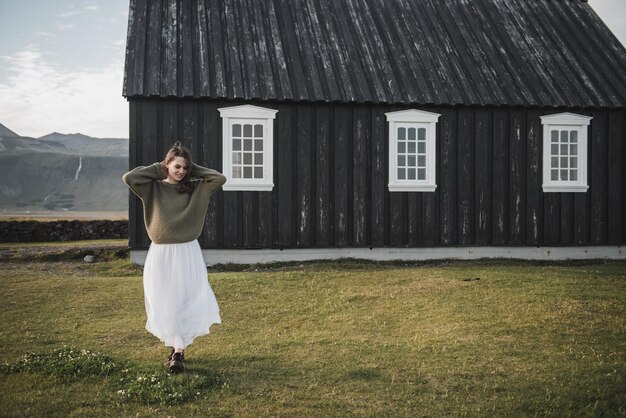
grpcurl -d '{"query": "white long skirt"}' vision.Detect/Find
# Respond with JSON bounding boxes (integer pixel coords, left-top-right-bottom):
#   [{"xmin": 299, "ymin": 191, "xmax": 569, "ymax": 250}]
[{"xmin": 143, "ymin": 240, "xmax": 221, "ymax": 349}]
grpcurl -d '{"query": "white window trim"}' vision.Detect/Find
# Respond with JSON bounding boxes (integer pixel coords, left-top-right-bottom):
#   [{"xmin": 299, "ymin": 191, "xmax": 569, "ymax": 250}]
[
  {"xmin": 385, "ymin": 109, "xmax": 440, "ymax": 192},
  {"xmin": 540, "ymin": 112, "xmax": 592, "ymax": 193},
  {"xmin": 218, "ymin": 104, "xmax": 278, "ymax": 191}
]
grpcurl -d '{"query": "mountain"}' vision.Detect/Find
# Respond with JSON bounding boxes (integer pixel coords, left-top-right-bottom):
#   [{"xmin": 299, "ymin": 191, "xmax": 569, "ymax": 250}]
[
  {"xmin": 0, "ymin": 131, "xmax": 128, "ymax": 156},
  {"xmin": 38, "ymin": 132, "xmax": 129, "ymax": 156},
  {"xmin": 0, "ymin": 126, "xmax": 129, "ymax": 212},
  {"xmin": 0, "ymin": 123, "xmax": 18, "ymax": 137}
]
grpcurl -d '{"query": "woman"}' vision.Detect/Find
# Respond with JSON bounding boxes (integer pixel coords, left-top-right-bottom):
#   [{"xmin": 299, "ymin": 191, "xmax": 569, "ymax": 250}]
[{"xmin": 122, "ymin": 141, "xmax": 226, "ymax": 373}]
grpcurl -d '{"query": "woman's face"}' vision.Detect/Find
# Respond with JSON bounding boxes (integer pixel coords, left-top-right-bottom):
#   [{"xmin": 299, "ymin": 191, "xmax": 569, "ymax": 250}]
[{"xmin": 165, "ymin": 156, "xmax": 189, "ymax": 183}]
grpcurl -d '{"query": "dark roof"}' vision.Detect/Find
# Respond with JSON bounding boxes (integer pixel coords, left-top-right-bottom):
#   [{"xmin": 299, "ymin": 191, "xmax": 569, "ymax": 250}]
[{"xmin": 123, "ymin": 0, "xmax": 626, "ymax": 108}]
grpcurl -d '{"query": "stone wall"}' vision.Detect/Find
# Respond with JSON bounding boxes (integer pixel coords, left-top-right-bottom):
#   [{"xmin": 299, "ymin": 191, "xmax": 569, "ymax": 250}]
[{"xmin": 0, "ymin": 220, "xmax": 128, "ymax": 243}]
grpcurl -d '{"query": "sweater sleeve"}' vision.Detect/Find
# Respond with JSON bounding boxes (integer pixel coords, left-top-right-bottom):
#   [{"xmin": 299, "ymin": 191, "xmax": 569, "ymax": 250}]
[
  {"xmin": 191, "ymin": 163, "xmax": 227, "ymax": 192},
  {"xmin": 122, "ymin": 163, "xmax": 165, "ymax": 198}
]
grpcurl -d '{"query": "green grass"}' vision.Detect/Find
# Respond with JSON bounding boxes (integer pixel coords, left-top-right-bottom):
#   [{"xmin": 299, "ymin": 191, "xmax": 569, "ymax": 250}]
[{"xmin": 0, "ymin": 256, "xmax": 624, "ymax": 417}]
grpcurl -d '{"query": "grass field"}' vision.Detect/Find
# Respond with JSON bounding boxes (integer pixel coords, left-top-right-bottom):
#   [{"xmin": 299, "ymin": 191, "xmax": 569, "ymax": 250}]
[{"xmin": 0, "ymin": 253, "xmax": 624, "ymax": 417}]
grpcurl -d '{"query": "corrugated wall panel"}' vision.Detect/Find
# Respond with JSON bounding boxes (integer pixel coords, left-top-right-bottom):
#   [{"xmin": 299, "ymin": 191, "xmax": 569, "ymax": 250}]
[
  {"xmin": 492, "ymin": 110, "xmax": 510, "ymax": 244},
  {"xmin": 607, "ymin": 112, "xmax": 625, "ymax": 244},
  {"xmin": 475, "ymin": 111, "xmax": 493, "ymax": 245},
  {"xmin": 525, "ymin": 110, "xmax": 542, "ymax": 245},
  {"xmin": 591, "ymin": 111, "xmax": 609, "ymax": 244},
  {"xmin": 439, "ymin": 109, "xmax": 458, "ymax": 244}
]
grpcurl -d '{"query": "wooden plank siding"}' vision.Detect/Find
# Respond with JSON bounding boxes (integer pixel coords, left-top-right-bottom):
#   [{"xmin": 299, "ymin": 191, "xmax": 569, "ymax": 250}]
[{"xmin": 128, "ymin": 99, "xmax": 626, "ymax": 249}]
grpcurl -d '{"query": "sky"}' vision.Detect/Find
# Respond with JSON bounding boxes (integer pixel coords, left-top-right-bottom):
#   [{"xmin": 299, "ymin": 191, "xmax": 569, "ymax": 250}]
[{"xmin": 0, "ymin": 0, "xmax": 625, "ymax": 140}]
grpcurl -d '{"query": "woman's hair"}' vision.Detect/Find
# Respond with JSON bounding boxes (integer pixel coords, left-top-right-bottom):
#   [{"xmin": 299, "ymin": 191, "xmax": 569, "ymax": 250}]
[{"xmin": 164, "ymin": 141, "xmax": 194, "ymax": 194}]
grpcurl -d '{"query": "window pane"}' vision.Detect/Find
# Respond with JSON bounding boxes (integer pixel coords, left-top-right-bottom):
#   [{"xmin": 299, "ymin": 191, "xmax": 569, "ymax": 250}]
[
  {"xmin": 408, "ymin": 128, "xmax": 416, "ymax": 141},
  {"xmin": 551, "ymin": 169, "xmax": 558, "ymax": 181},
  {"xmin": 243, "ymin": 124, "xmax": 253, "ymax": 137},
  {"xmin": 243, "ymin": 153, "xmax": 252, "ymax": 165},
  {"xmin": 570, "ymin": 144, "xmax": 577, "ymax": 156},
  {"xmin": 418, "ymin": 128, "xmax": 426, "ymax": 141},
  {"xmin": 254, "ymin": 167, "xmax": 263, "ymax": 178},
  {"xmin": 232, "ymin": 124, "xmax": 242, "ymax": 137},
  {"xmin": 570, "ymin": 131, "xmax": 578, "ymax": 143},
  {"xmin": 232, "ymin": 166, "xmax": 242, "ymax": 178},
  {"xmin": 560, "ymin": 144, "xmax": 568, "ymax": 155},
  {"xmin": 418, "ymin": 141, "xmax": 426, "ymax": 154},
  {"xmin": 254, "ymin": 139, "xmax": 263, "ymax": 151},
  {"xmin": 560, "ymin": 130, "xmax": 568, "ymax": 143},
  {"xmin": 560, "ymin": 170, "xmax": 568, "ymax": 181},
  {"xmin": 551, "ymin": 157, "xmax": 559, "ymax": 168},
  {"xmin": 398, "ymin": 142, "xmax": 406, "ymax": 153},
  {"xmin": 561, "ymin": 157, "xmax": 568, "ymax": 168},
  {"xmin": 551, "ymin": 130, "xmax": 559, "ymax": 142},
  {"xmin": 398, "ymin": 128, "xmax": 406, "ymax": 140},
  {"xmin": 254, "ymin": 153, "xmax": 263, "ymax": 164},
  {"xmin": 233, "ymin": 138, "xmax": 241, "ymax": 151},
  {"xmin": 232, "ymin": 152, "xmax": 241, "ymax": 164},
  {"xmin": 244, "ymin": 139, "xmax": 252, "ymax": 151},
  {"xmin": 254, "ymin": 124, "xmax": 263, "ymax": 138},
  {"xmin": 407, "ymin": 155, "xmax": 416, "ymax": 167},
  {"xmin": 418, "ymin": 155, "xmax": 426, "ymax": 167},
  {"xmin": 551, "ymin": 144, "xmax": 559, "ymax": 155},
  {"xmin": 408, "ymin": 168, "xmax": 416, "ymax": 180},
  {"xmin": 398, "ymin": 168, "xmax": 406, "ymax": 180},
  {"xmin": 408, "ymin": 142, "xmax": 416, "ymax": 153},
  {"xmin": 398, "ymin": 155, "xmax": 406, "ymax": 167},
  {"xmin": 418, "ymin": 168, "xmax": 426, "ymax": 180},
  {"xmin": 570, "ymin": 170, "xmax": 577, "ymax": 181},
  {"xmin": 570, "ymin": 157, "xmax": 577, "ymax": 168},
  {"xmin": 243, "ymin": 166, "xmax": 253, "ymax": 178}
]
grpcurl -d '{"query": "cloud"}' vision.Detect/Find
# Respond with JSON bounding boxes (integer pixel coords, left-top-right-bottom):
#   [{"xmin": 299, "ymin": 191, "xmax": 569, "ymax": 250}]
[
  {"xmin": 57, "ymin": 10, "xmax": 78, "ymax": 18},
  {"xmin": 35, "ymin": 32, "xmax": 56, "ymax": 39},
  {"xmin": 590, "ymin": 0, "xmax": 626, "ymax": 47},
  {"xmin": 58, "ymin": 24, "xmax": 75, "ymax": 31},
  {"xmin": 0, "ymin": 47, "xmax": 128, "ymax": 138},
  {"xmin": 86, "ymin": 5, "xmax": 99, "ymax": 11}
]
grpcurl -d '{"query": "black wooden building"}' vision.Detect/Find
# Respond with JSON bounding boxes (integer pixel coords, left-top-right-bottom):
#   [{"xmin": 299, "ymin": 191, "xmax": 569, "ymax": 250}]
[{"xmin": 123, "ymin": 0, "xmax": 626, "ymax": 263}]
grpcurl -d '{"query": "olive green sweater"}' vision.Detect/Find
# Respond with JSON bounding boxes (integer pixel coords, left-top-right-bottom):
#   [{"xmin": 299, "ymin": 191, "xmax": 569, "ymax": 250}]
[{"xmin": 122, "ymin": 162, "xmax": 226, "ymax": 244}]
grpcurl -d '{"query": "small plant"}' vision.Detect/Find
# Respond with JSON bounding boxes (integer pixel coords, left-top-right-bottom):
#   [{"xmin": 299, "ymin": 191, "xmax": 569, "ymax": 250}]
[
  {"xmin": 1, "ymin": 347, "xmax": 228, "ymax": 406},
  {"xmin": 116, "ymin": 367, "xmax": 228, "ymax": 405},
  {"xmin": 0, "ymin": 347, "xmax": 120, "ymax": 381}
]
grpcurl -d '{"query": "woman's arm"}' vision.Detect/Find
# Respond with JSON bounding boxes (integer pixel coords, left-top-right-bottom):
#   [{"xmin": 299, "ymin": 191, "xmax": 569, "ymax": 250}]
[
  {"xmin": 122, "ymin": 163, "xmax": 165, "ymax": 198},
  {"xmin": 190, "ymin": 162, "xmax": 227, "ymax": 192}
]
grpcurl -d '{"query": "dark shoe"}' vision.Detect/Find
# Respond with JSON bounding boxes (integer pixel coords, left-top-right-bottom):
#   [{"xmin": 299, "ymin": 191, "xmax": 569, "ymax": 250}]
[
  {"xmin": 169, "ymin": 352, "xmax": 185, "ymax": 374},
  {"xmin": 164, "ymin": 348, "xmax": 175, "ymax": 366}
]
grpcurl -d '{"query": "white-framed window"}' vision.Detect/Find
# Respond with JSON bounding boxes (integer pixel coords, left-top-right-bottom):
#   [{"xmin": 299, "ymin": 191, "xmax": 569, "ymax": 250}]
[
  {"xmin": 385, "ymin": 109, "xmax": 440, "ymax": 192},
  {"xmin": 218, "ymin": 104, "xmax": 278, "ymax": 191},
  {"xmin": 540, "ymin": 112, "xmax": 592, "ymax": 193}
]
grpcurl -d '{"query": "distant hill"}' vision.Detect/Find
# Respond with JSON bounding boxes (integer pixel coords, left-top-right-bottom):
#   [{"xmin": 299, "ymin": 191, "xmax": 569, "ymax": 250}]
[
  {"xmin": 0, "ymin": 126, "xmax": 129, "ymax": 212},
  {"xmin": 38, "ymin": 132, "xmax": 129, "ymax": 156},
  {"xmin": 0, "ymin": 123, "xmax": 18, "ymax": 137},
  {"xmin": 0, "ymin": 131, "xmax": 129, "ymax": 156}
]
